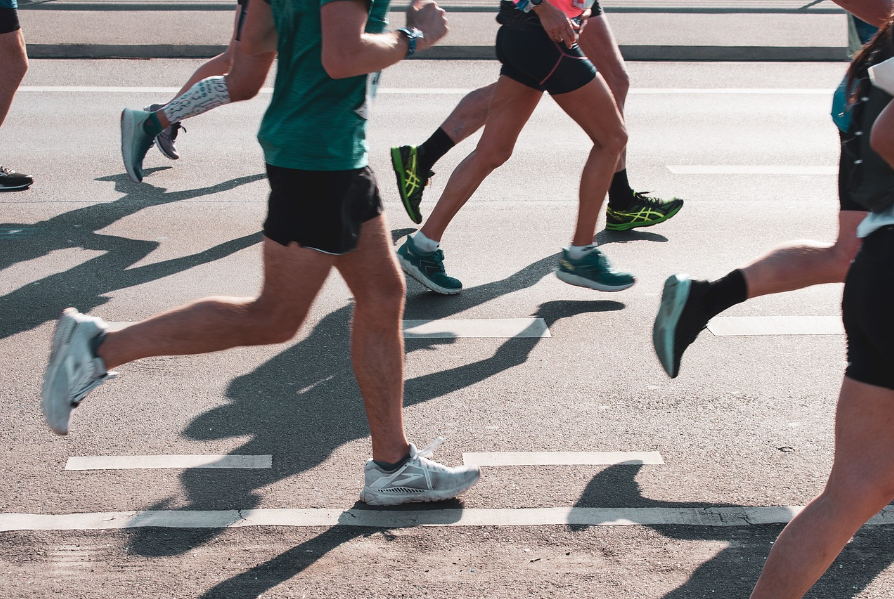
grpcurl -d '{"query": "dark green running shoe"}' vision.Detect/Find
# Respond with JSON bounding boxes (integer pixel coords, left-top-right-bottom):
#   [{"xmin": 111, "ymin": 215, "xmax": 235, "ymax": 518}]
[
  {"xmin": 555, "ymin": 247, "xmax": 635, "ymax": 292},
  {"xmin": 606, "ymin": 192, "xmax": 684, "ymax": 231},
  {"xmin": 391, "ymin": 145, "xmax": 433, "ymax": 224},
  {"xmin": 396, "ymin": 235, "xmax": 462, "ymax": 295}
]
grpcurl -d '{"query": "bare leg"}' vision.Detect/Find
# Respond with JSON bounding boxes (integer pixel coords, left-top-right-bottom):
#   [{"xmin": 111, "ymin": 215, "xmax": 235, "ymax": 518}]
[
  {"xmin": 750, "ymin": 378, "xmax": 894, "ymax": 599},
  {"xmin": 578, "ymin": 13, "xmax": 630, "ymax": 171},
  {"xmin": 551, "ymin": 74, "xmax": 627, "ymax": 245},
  {"xmin": 741, "ymin": 210, "xmax": 865, "ymax": 298},
  {"xmin": 0, "ymin": 28, "xmax": 28, "ymax": 129},
  {"xmin": 439, "ymin": 83, "xmax": 496, "ymax": 144},
  {"xmin": 224, "ymin": 45, "xmax": 276, "ymax": 102},
  {"xmin": 420, "ymin": 76, "xmax": 542, "ymax": 241},
  {"xmin": 335, "ymin": 214, "xmax": 410, "ymax": 463},
  {"xmin": 98, "ymin": 238, "xmax": 334, "ymax": 368}
]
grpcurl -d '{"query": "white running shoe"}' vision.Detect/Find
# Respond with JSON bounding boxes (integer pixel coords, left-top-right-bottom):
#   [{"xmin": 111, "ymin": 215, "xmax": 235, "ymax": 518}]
[
  {"xmin": 41, "ymin": 308, "xmax": 117, "ymax": 435},
  {"xmin": 359, "ymin": 438, "xmax": 481, "ymax": 506}
]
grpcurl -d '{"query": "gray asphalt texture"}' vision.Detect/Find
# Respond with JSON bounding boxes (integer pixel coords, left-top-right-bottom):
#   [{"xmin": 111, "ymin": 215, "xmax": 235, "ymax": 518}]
[{"xmin": 3, "ymin": 56, "xmax": 893, "ymax": 597}]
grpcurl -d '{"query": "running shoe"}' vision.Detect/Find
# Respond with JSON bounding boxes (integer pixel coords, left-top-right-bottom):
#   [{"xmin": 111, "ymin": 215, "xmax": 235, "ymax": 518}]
[
  {"xmin": 555, "ymin": 247, "xmax": 635, "ymax": 291},
  {"xmin": 396, "ymin": 235, "xmax": 462, "ymax": 295},
  {"xmin": 391, "ymin": 145, "xmax": 433, "ymax": 224},
  {"xmin": 0, "ymin": 165, "xmax": 33, "ymax": 190},
  {"xmin": 120, "ymin": 108, "xmax": 157, "ymax": 183},
  {"xmin": 652, "ymin": 274, "xmax": 711, "ymax": 378},
  {"xmin": 605, "ymin": 192, "xmax": 684, "ymax": 231},
  {"xmin": 360, "ymin": 439, "xmax": 481, "ymax": 506},
  {"xmin": 41, "ymin": 308, "xmax": 118, "ymax": 435},
  {"xmin": 144, "ymin": 103, "xmax": 182, "ymax": 160}
]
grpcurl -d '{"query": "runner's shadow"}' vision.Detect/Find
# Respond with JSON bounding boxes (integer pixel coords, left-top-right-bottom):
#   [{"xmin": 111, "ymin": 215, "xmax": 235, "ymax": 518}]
[
  {"xmin": 596, "ymin": 229, "xmax": 668, "ymax": 245},
  {"xmin": 574, "ymin": 465, "xmax": 894, "ymax": 597},
  {"xmin": 0, "ymin": 173, "xmax": 265, "ymax": 340}
]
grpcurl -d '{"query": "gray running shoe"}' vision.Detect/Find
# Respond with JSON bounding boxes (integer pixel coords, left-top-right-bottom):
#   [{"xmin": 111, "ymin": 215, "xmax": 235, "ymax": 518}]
[
  {"xmin": 41, "ymin": 308, "xmax": 117, "ymax": 435},
  {"xmin": 144, "ymin": 104, "xmax": 181, "ymax": 160},
  {"xmin": 120, "ymin": 108, "xmax": 157, "ymax": 183},
  {"xmin": 360, "ymin": 439, "xmax": 481, "ymax": 506},
  {"xmin": 0, "ymin": 165, "xmax": 33, "ymax": 190}
]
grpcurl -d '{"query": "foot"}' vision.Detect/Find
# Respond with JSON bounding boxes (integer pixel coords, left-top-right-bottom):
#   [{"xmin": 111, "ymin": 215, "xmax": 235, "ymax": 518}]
[
  {"xmin": 555, "ymin": 247, "xmax": 635, "ymax": 291},
  {"xmin": 41, "ymin": 308, "xmax": 117, "ymax": 435},
  {"xmin": 0, "ymin": 165, "xmax": 33, "ymax": 190},
  {"xmin": 396, "ymin": 235, "xmax": 462, "ymax": 295},
  {"xmin": 360, "ymin": 440, "xmax": 481, "ymax": 506},
  {"xmin": 606, "ymin": 192, "xmax": 684, "ymax": 231},
  {"xmin": 391, "ymin": 145, "xmax": 433, "ymax": 224},
  {"xmin": 144, "ymin": 104, "xmax": 182, "ymax": 160},
  {"xmin": 652, "ymin": 274, "xmax": 710, "ymax": 378},
  {"xmin": 120, "ymin": 108, "xmax": 158, "ymax": 183}
]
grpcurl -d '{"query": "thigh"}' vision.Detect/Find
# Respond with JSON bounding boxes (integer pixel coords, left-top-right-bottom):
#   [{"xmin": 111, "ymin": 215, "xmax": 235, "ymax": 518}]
[
  {"xmin": 475, "ymin": 75, "xmax": 543, "ymax": 156},
  {"xmin": 257, "ymin": 236, "xmax": 335, "ymax": 316},
  {"xmin": 334, "ymin": 214, "xmax": 405, "ymax": 303},
  {"xmin": 577, "ymin": 14, "xmax": 628, "ymax": 106},
  {"xmin": 551, "ymin": 73, "xmax": 624, "ymax": 144},
  {"xmin": 227, "ymin": 43, "xmax": 275, "ymax": 95}
]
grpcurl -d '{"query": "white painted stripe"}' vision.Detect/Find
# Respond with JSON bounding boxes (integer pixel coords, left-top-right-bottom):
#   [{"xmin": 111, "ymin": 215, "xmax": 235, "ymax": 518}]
[
  {"xmin": 403, "ymin": 318, "xmax": 550, "ymax": 339},
  {"xmin": 5, "ymin": 505, "xmax": 894, "ymax": 531},
  {"xmin": 65, "ymin": 455, "xmax": 272, "ymax": 470},
  {"xmin": 463, "ymin": 451, "xmax": 663, "ymax": 466},
  {"xmin": 668, "ymin": 165, "xmax": 838, "ymax": 175},
  {"xmin": 708, "ymin": 316, "xmax": 844, "ymax": 336},
  {"xmin": 17, "ymin": 86, "xmax": 832, "ymax": 96}
]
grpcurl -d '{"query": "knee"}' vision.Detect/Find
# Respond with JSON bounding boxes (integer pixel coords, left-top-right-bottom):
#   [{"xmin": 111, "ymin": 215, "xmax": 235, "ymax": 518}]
[
  {"xmin": 600, "ymin": 122, "xmax": 628, "ymax": 158},
  {"xmin": 4, "ymin": 44, "xmax": 27, "ymax": 83},
  {"xmin": 477, "ymin": 143, "xmax": 514, "ymax": 170},
  {"xmin": 226, "ymin": 77, "xmax": 263, "ymax": 102},
  {"xmin": 831, "ymin": 233, "xmax": 862, "ymax": 272},
  {"xmin": 354, "ymin": 273, "xmax": 406, "ymax": 319},
  {"xmin": 245, "ymin": 300, "xmax": 304, "ymax": 345}
]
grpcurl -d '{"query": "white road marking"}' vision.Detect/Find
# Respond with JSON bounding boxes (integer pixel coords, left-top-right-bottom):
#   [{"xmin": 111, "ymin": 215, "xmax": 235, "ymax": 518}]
[
  {"xmin": 17, "ymin": 87, "xmax": 833, "ymax": 95},
  {"xmin": 5, "ymin": 505, "xmax": 894, "ymax": 531},
  {"xmin": 708, "ymin": 316, "xmax": 844, "ymax": 336},
  {"xmin": 404, "ymin": 318, "xmax": 550, "ymax": 339},
  {"xmin": 668, "ymin": 165, "xmax": 838, "ymax": 175},
  {"xmin": 64, "ymin": 455, "xmax": 272, "ymax": 470},
  {"xmin": 463, "ymin": 451, "xmax": 663, "ymax": 466}
]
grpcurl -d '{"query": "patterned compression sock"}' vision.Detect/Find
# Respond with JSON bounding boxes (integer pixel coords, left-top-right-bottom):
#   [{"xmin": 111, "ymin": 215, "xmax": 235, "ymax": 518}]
[
  {"xmin": 161, "ymin": 76, "xmax": 231, "ymax": 125},
  {"xmin": 417, "ymin": 127, "xmax": 455, "ymax": 174}
]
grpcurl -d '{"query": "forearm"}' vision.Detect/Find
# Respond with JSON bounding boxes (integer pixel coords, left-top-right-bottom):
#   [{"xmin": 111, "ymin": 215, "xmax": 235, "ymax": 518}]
[{"xmin": 322, "ymin": 31, "xmax": 412, "ymax": 80}]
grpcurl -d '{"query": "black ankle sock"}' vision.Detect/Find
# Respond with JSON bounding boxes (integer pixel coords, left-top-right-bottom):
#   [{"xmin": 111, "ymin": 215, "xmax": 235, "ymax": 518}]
[
  {"xmin": 704, "ymin": 269, "xmax": 748, "ymax": 319},
  {"xmin": 607, "ymin": 169, "xmax": 635, "ymax": 210},
  {"xmin": 417, "ymin": 127, "xmax": 455, "ymax": 174},
  {"xmin": 373, "ymin": 453, "xmax": 411, "ymax": 472}
]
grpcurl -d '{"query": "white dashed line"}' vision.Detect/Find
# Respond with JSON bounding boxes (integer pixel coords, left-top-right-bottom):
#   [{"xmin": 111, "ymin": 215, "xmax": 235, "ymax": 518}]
[{"xmin": 65, "ymin": 455, "xmax": 272, "ymax": 470}]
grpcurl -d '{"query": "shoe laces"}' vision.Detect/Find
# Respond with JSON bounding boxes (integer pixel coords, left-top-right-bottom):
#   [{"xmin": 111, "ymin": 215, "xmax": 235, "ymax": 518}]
[
  {"xmin": 632, "ymin": 191, "xmax": 661, "ymax": 207},
  {"xmin": 0, "ymin": 165, "xmax": 13, "ymax": 175},
  {"xmin": 169, "ymin": 123, "xmax": 184, "ymax": 141}
]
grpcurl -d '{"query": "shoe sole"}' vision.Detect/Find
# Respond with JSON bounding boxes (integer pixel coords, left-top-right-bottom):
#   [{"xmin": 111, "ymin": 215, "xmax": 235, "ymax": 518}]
[
  {"xmin": 653, "ymin": 274, "xmax": 691, "ymax": 379},
  {"xmin": 397, "ymin": 253, "xmax": 461, "ymax": 295},
  {"xmin": 120, "ymin": 109, "xmax": 142, "ymax": 184},
  {"xmin": 555, "ymin": 270, "xmax": 635, "ymax": 292},
  {"xmin": 0, "ymin": 182, "xmax": 33, "ymax": 191},
  {"xmin": 390, "ymin": 147, "xmax": 422, "ymax": 225},
  {"xmin": 41, "ymin": 308, "xmax": 78, "ymax": 435},
  {"xmin": 605, "ymin": 203, "xmax": 684, "ymax": 232},
  {"xmin": 359, "ymin": 471, "xmax": 481, "ymax": 506}
]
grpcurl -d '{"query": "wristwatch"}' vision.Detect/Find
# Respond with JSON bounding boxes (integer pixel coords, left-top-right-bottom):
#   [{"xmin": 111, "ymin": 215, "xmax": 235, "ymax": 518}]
[
  {"xmin": 529, "ymin": 0, "xmax": 543, "ymax": 6},
  {"xmin": 397, "ymin": 27, "xmax": 424, "ymax": 58}
]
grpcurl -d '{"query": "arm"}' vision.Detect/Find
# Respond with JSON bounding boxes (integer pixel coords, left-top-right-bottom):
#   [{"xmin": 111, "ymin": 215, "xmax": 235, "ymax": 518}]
[
  {"xmin": 241, "ymin": 0, "xmax": 277, "ymax": 55},
  {"xmin": 321, "ymin": 0, "xmax": 447, "ymax": 79},
  {"xmin": 833, "ymin": 0, "xmax": 893, "ymax": 26}
]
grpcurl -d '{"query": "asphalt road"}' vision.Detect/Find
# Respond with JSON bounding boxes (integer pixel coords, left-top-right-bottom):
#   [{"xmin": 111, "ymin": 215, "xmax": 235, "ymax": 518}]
[{"xmin": 2, "ymin": 58, "xmax": 892, "ymax": 598}]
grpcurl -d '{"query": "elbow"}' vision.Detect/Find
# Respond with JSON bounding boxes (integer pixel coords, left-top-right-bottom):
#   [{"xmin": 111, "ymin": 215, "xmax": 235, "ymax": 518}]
[
  {"xmin": 871, "ymin": 125, "xmax": 894, "ymax": 168},
  {"xmin": 322, "ymin": 54, "xmax": 355, "ymax": 79}
]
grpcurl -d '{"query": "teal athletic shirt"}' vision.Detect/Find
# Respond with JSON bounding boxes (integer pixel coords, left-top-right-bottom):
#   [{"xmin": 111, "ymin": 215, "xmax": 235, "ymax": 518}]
[{"xmin": 258, "ymin": 0, "xmax": 390, "ymax": 171}]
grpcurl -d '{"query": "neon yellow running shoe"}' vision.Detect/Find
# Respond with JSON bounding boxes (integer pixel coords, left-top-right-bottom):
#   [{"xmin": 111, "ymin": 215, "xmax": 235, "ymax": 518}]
[
  {"xmin": 606, "ymin": 192, "xmax": 684, "ymax": 231},
  {"xmin": 391, "ymin": 145, "xmax": 433, "ymax": 224}
]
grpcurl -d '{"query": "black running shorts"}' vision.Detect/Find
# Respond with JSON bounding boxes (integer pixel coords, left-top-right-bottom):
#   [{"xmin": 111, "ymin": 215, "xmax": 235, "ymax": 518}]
[
  {"xmin": 842, "ymin": 225, "xmax": 894, "ymax": 390},
  {"xmin": 838, "ymin": 130, "xmax": 869, "ymax": 212},
  {"xmin": 0, "ymin": 7, "xmax": 20, "ymax": 34},
  {"xmin": 263, "ymin": 164, "xmax": 384, "ymax": 255},
  {"xmin": 495, "ymin": 3, "xmax": 596, "ymax": 96},
  {"xmin": 591, "ymin": 0, "xmax": 603, "ymax": 16},
  {"xmin": 235, "ymin": 0, "xmax": 250, "ymax": 41}
]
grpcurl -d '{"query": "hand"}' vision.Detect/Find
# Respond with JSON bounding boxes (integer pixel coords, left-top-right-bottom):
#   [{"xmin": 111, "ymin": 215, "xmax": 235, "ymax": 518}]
[
  {"xmin": 406, "ymin": 0, "xmax": 449, "ymax": 50},
  {"xmin": 576, "ymin": 8, "xmax": 591, "ymax": 35},
  {"xmin": 533, "ymin": 1, "xmax": 577, "ymax": 49}
]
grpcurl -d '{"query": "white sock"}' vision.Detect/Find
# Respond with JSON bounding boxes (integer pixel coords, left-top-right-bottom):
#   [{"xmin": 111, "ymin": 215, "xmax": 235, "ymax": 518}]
[
  {"xmin": 566, "ymin": 244, "xmax": 597, "ymax": 261},
  {"xmin": 162, "ymin": 76, "xmax": 231, "ymax": 125},
  {"xmin": 412, "ymin": 231, "xmax": 440, "ymax": 253}
]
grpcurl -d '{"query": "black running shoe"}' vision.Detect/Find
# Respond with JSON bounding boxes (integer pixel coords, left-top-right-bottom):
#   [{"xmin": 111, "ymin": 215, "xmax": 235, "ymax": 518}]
[
  {"xmin": 0, "ymin": 165, "xmax": 33, "ymax": 190},
  {"xmin": 653, "ymin": 274, "xmax": 711, "ymax": 378},
  {"xmin": 606, "ymin": 192, "xmax": 684, "ymax": 231}
]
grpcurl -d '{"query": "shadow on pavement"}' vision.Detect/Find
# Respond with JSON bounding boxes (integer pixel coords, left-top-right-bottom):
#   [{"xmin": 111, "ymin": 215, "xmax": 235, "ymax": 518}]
[{"xmin": 0, "ymin": 172, "xmax": 266, "ymax": 340}]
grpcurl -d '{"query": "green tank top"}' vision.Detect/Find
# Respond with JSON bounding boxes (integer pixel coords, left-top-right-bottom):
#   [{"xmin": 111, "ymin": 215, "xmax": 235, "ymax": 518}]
[{"xmin": 258, "ymin": 0, "xmax": 390, "ymax": 171}]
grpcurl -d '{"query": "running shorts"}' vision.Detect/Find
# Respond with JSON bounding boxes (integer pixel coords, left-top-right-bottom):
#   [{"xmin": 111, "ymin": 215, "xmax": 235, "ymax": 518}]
[
  {"xmin": 592, "ymin": 0, "xmax": 603, "ymax": 15},
  {"xmin": 495, "ymin": 1, "xmax": 596, "ymax": 96},
  {"xmin": 0, "ymin": 3, "xmax": 20, "ymax": 34},
  {"xmin": 235, "ymin": 0, "xmax": 250, "ymax": 42},
  {"xmin": 842, "ymin": 225, "xmax": 894, "ymax": 390},
  {"xmin": 263, "ymin": 164, "xmax": 384, "ymax": 255}
]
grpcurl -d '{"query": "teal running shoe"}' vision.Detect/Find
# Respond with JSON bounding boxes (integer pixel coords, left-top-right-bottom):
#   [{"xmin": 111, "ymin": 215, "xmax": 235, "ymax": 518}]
[
  {"xmin": 120, "ymin": 108, "xmax": 157, "ymax": 183},
  {"xmin": 396, "ymin": 235, "xmax": 462, "ymax": 295},
  {"xmin": 555, "ymin": 247, "xmax": 635, "ymax": 291},
  {"xmin": 652, "ymin": 274, "xmax": 710, "ymax": 378},
  {"xmin": 391, "ymin": 145, "xmax": 432, "ymax": 224}
]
